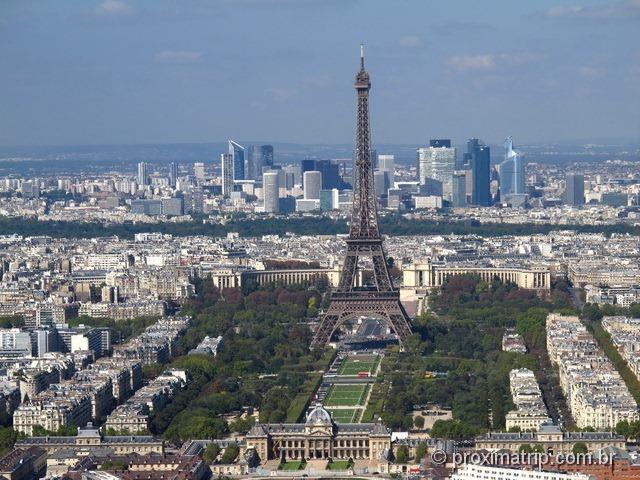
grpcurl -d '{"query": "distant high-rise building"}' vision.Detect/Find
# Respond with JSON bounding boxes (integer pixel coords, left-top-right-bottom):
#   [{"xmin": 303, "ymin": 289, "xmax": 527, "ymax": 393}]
[
  {"xmin": 300, "ymin": 159, "xmax": 345, "ymax": 190},
  {"xmin": 417, "ymin": 140, "xmax": 456, "ymax": 197},
  {"xmin": 374, "ymin": 170, "xmax": 391, "ymax": 198},
  {"xmin": 319, "ymin": 189, "xmax": 339, "ymax": 211},
  {"xmin": 221, "ymin": 154, "xmax": 234, "ymax": 196},
  {"xmin": 169, "ymin": 162, "xmax": 178, "ymax": 187},
  {"xmin": 247, "ymin": 144, "xmax": 274, "ymax": 180},
  {"xmin": 278, "ymin": 196, "xmax": 296, "ymax": 214},
  {"xmin": 498, "ymin": 136, "xmax": 526, "ymax": 196},
  {"xmin": 463, "ymin": 138, "xmax": 480, "ymax": 169},
  {"xmin": 303, "ymin": 170, "xmax": 322, "ymax": 200},
  {"xmin": 452, "ymin": 171, "xmax": 467, "ymax": 208},
  {"xmin": 470, "ymin": 141, "xmax": 491, "ymax": 206},
  {"xmin": 430, "ymin": 139, "xmax": 451, "ymax": 148},
  {"xmin": 137, "ymin": 162, "xmax": 149, "ymax": 186},
  {"xmin": 284, "ymin": 172, "xmax": 295, "ymax": 190},
  {"xmin": 194, "ymin": 162, "xmax": 205, "ymax": 183},
  {"xmin": 565, "ymin": 173, "xmax": 585, "ymax": 206},
  {"xmin": 317, "ymin": 160, "xmax": 343, "ymax": 189},
  {"xmin": 161, "ymin": 197, "xmax": 184, "ymax": 216},
  {"xmin": 263, "ymin": 171, "xmax": 280, "ymax": 213},
  {"xmin": 228, "ymin": 140, "xmax": 245, "ymax": 181},
  {"xmin": 283, "ymin": 165, "xmax": 301, "ymax": 187},
  {"xmin": 377, "ymin": 154, "xmax": 395, "ymax": 173},
  {"xmin": 419, "ymin": 177, "xmax": 443, "ymax": 197},
  {"xmin": 261, "ymin": 145, "xmax": 274, "ymax": 169},
  {"xmin": 301, "ymin": 159, "xmax": 316, "ymax": 175}
]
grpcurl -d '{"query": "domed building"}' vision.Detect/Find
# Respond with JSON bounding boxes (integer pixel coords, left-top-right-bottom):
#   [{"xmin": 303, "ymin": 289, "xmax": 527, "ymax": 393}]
[{"xmin": 245, "ymin": 405, "xmax": 391, "ymax": 463}]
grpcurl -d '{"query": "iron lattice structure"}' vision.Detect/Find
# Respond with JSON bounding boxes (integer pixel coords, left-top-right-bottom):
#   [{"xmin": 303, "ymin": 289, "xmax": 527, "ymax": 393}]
[{"xmin": 311, "ymin": 47, "xmax": 412, "ymax": 348}]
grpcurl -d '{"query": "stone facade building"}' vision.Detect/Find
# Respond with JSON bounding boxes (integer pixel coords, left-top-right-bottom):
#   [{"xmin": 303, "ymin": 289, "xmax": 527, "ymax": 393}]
[{"xmin": 244, "ymin": 406, "xmax": 391, "ymax": 463}]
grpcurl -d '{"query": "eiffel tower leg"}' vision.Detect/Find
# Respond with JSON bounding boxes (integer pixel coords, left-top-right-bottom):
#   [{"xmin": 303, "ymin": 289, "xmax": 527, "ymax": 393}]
[
  {"xmin": 311, "ymin": 307, "xmax": 341, "ymax": 348},
  {"xmin": 312, "ymin": 297, "xmax": 412, "ymax": 348},
  {"xmin": 385, "ymin": 304, "xmax": 413, "ymax": 343}
]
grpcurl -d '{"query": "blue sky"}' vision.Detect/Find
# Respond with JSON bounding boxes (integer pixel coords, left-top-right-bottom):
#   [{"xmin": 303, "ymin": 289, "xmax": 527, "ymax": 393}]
[{"xmin": 1, "ymin": 0, "xmax": 639, "ymax": 146}]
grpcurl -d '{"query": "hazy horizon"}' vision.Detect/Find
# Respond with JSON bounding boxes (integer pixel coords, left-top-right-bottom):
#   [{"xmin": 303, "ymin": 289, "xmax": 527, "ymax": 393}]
[{"xmin": 1, "ymin": 0, "xmax": 639, "ymax": 147}]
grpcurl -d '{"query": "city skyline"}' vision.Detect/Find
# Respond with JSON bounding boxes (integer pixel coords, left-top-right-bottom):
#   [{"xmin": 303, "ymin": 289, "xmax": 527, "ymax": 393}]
[{"xmin": 1, "ymin": 1, "xmax": 639, "ymax": 147}]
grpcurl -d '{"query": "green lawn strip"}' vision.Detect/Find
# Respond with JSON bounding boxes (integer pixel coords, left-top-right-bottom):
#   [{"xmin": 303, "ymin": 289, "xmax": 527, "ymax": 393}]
[
  {"xmin": 361, "ymin": 380, "xmax": 388, "ymax": 422},
  {"xmin": 327, "ymin": 460, "xmax": 353, "ymax": 470},
  {"xmin": 279, "ymin": 461, "xmax": 304, "ymax": 471},
  {"xmin": 286, "ymin": 373, "xmax": 323, "ymax": 422},
  {"xmin": 585, "ymin": 319, "xmax": 640, "ymax": 403}
]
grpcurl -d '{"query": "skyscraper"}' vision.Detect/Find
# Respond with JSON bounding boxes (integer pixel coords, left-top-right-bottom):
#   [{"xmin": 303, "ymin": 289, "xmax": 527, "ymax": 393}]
[
  {"xmin": 303, "ymin": 170, "xmax": 322, "ymax": 200},
  {"xmin": 169, "ymin": 162, "xmax": 178, "ymax": 187},
  {"xmin": 374, "ymin": 170, "xmax": 391, "ymax": 198},
  {"xmin": 247, "ymin": 144, "xmax": 274, "ymax": 180},
  {"xmin": 565, "ymin": 173, "xmax": 585, "ymax": 206},
  {"xmin": 137, "ymin": 162, "xmax": 149, "ymax": 186},
  {"xmin": 417, "ymin": 140, "xmax": 456, "ymax": 198},
  {"xmin": 221, "ymin": 153, "xmax": 234, "ymax": 196},
  {"xmin": 228, "ymin": 140, "xmax": 245, "ymax": 181},
  {"xmin": 300, "ymin": 159, "xmax": 345, "ymax": 190},
  {"xmin": 194, "ymin": 162, "xmax": 205, "ymax": 184},
  {"xmin": 498, "ymin": 136, "xmax": 526, "ymax": 196},
  {"xmin": 463, "ymin": 138, "xmax": 480, "ymax": 169},
  {"xmin": 263, "ymin": 171, "xmax": 279, "ymax": 213},
  {"xmin": 377, "ymin": 154, "xmax": 395, "ymax": 172},
  {"xmin": 470, "ymin": 141, "xmax": 491, "ymax": 206},
  {"xmin": 452, "ymin": 171, "xmax": 467, "ymax": 208},
  {"xmin": 261, "ymin": 145, "xmax": 274, "ymax": 169},
  {"xmin": 301, "ymin": 159, "xmax": 315, "ymax": 175}
]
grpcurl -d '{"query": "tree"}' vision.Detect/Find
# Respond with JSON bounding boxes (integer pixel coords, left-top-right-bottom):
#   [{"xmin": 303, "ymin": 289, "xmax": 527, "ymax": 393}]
[
  {"xmin": 0, "ymin": 427, "xmax": 17, "ymax": 456},
  {"xmin": 413, "ymin": 416, "xmax": 425, "ymax": 429},
  {"xmin": 519, "ymin": 444, "xmax": 533, "ymax": 453},
  {"xmin": 415, "ymin": 442, "xmax": 428, "ymax": 460},
  {"xmin": 221, "ymin": 443, "xmax": 239, "ymax": 464},
  {"xmin": 395, "ymin": 445, "xmax": 409, "ymax": 464},
  {"xmin": 203, "ymin": 443, "xmax": 221, "ymax": 464},
  {"xmin": 572, "ymin": 442, "xmax": 588, "ymax": 455},
  {"xmin": 616, "ymin": 420, "xmax": 632, "ymax": 440}
]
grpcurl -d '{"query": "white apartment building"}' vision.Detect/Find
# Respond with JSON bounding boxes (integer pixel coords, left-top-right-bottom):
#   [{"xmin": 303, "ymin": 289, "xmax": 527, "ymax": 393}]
[
  {"xmin": 505, "ymin": 369, "xmax": 551, "ymax": 432},
  {"xmin": 0, "ymin": 328, "xmax": 32, "ymax": 356},
  {"xmin": 546, "ymin": 314, "xmax": 639, "ymax": 429},
  {"xmin": 452, "ymin": 464, "xmax": 590, "ymax": 480},
  {"xmin": 602, "ymin": 316, "xmax": 640, "ymax": 381}
]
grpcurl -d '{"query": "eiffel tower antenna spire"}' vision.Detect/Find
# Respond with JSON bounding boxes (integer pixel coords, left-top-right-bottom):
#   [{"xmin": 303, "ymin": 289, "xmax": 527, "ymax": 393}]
[{"xmin": 311, "ymin": 47, "xmax": 412, "ymax": 349}]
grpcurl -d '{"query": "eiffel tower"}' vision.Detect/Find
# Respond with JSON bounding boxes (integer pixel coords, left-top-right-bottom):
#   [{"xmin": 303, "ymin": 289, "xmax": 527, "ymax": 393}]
[{"xmin": 311, "ymin": 46, "xmax": 412, "ymax": 348}]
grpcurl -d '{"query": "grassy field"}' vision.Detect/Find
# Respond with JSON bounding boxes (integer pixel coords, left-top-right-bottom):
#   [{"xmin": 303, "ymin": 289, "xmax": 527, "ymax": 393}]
[
  {"xmin": 338, "ymin": 355, "xmax": 380, "ymax": 376},
  {"xmin": 327, "ymin": 460, "xmax": 353, "ymax": 470},
  {"xmin": 279, "ymin": 461, "xmax": 304, "ymax": 471},
  {"xmin": 324, "ymin": 384, "xmax": 369, "ymax": 406},
  {"xmin": 326, "ymin": 408, "xmax": 359, "ymax": 423}
]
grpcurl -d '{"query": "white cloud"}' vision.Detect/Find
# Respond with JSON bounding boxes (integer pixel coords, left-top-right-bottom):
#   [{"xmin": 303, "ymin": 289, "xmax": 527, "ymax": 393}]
[
  {"xmin": 546, "ymin": 5, "xmax": 584, "ymax": 17},
  {"xmin": 578, "ymin": 66, "xmax": 606, "ymax": 78},
  {"xmin": 446, "ymin": 53, "xmax": 540, "ymax": 71},
  {"xmin": 545, "ymin": 1, "xmax": 640, "ymax": 18},
  {"xmin": 264, "ymin": 87, "xmax": 297, "ymax": 101},
  {"xmin": 303, "ymin": 75, "xmax": 334, "ymax": 88},
  {"xmin": 94, "ymin": 0, "xmax": 133, "ymax": 16},
  {"xmin": 154, "ymin": 50, "xmax": 202, "ymax": 64},
  {"xmin": 446, "ymin": 54, "xmax": 496, "ymax": 70},
  {"xmin": 399, "ymin": 35, "xmax": 422, "ymax": 48}
]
